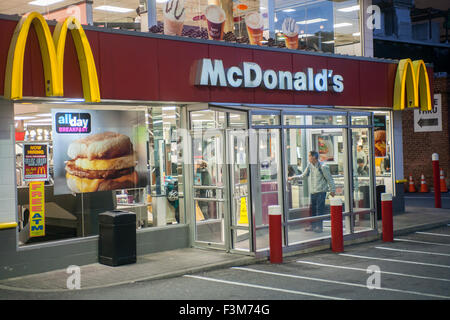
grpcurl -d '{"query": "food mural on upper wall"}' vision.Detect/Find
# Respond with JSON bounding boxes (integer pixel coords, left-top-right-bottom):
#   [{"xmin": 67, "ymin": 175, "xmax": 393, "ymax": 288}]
[{"xmin": 164, "ymin": 0, "xmax": 186, "ymax": 36}]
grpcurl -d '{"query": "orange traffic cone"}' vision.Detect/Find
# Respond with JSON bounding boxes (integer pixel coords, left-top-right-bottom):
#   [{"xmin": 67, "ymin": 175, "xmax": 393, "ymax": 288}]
[
  {"xmin": 408, "ymin": 174, "xmax": 416, "ymax": 193},
  {"xmin": 440, "ymin": 169, "xmax": 448, "ymax": 192},
  {"xmin": 419, "ymin": 174, "xmax": 428, "ymax": 193}
]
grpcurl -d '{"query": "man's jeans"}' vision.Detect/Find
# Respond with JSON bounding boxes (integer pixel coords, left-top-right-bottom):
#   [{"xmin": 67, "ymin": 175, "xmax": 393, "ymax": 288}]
[{"xmin": 311, "ymin": 192, "xmax": 326, "ymax": 231}]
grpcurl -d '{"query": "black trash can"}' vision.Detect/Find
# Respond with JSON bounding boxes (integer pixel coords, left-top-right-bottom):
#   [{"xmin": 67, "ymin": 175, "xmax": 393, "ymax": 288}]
[{"xmin": 98, "ymin": 210, "xmax": 136, "ymax": 266}]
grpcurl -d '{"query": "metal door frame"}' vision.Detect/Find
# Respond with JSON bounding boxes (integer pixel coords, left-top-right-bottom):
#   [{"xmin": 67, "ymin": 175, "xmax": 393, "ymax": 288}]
[{"xmin": 186, "ymin": 105, "xmax": 252, "ymax": 253}]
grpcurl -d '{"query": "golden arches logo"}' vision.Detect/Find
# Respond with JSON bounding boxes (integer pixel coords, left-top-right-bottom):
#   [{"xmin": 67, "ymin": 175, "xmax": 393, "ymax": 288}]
[
  {"xmin": 393, "ymin": 58, "xmax": 431, "ymax": 111},
  {"xmin": 4, "ymin": 12, "xmax": 100, "ymax": 102},
  {"xmin": 36, "ymin": 166, "xmax": 46, "ymax": 175}
]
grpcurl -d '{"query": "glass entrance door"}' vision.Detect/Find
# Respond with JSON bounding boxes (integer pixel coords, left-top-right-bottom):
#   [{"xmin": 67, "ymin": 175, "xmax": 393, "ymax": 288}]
[{"xmin": 189, "ymin": 109, "xmax": 250, "ymax": 252}]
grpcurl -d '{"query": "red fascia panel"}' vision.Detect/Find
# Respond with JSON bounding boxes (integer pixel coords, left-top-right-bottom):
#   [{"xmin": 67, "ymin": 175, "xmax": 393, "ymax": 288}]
[
  {"xmin": 98, "ymin": 32, "xmax": 159, "ymax": 101},
  {"xmin": 207, "ymin": 45, "xmax": 254, "ymax": 104},
  {"xmin": 253, "ymin": 50, "xmax": 294, "ymax": 105},
  {"xmin": 157, "ymin": 39, "xmax": 209, "ymax": 103}
]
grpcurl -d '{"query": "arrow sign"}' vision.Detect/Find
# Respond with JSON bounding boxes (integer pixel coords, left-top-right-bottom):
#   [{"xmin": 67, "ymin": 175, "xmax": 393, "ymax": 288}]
[
  {"xmin": 418, "ymin": 118, "xmax": 438, "ymax": 127},
  {"xmin": 414, "ymin": 94, "xmax": 442, "ymax": 133}
]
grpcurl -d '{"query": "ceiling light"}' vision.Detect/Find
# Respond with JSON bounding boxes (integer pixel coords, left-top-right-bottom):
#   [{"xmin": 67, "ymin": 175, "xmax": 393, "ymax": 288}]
[
  {"xmin": 282, "ymin": 9, "xmax": 295, "ymax": 13},
  {"xmin": 65, "ymin": 98, "xmax": 85, "ymax": 102},
  {"xmin": 322, "ymin": 40, "xmax": 335, "ymax": 44},
  {"xmin": 15, "ymin": 116, "xmax": 36, "ymax": 120},
  {"xmin": 28, "ymin": 0, "xmax": 64, "ymax": 6},
  {"xmin": 36, "ymin": 113, "xmax": 52, "ymax": 117},
  {"xmin": 297, "ymin": 18, "xmax": 327, "ymax": 25},
  {"xmin": 338, "ymin": 5, "xmax": 360, "ymax": 12},
  {"xmin": 334, "ymin": 23, "xmax": 352, "ymax": 28},
  {"xmin": 25, "ymin": 123, "xmax": 52, "ymax": 126},
  {"xmin": 94, "ymin": 5, "xmax": 134, "ymax": 13},
  {"xmin": 156, "ymin": 0, "xmax": 169, "ymax": 3},
  {"xmin": 28, "ymin": 118, "xmax": 52, "ymax": 123},
  {"xmin": 352, "ymin": 32, "xmax": 361, "ymax": 36}
]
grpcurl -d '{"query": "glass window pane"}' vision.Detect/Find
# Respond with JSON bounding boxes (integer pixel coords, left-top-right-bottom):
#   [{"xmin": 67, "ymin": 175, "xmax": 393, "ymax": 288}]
[
  {"xmin": 274, "ymin": 0, "xmax": 361, "ymax": 54},
  {"xmin": 256, "ymin": 129, "xmax": 283, "ymax": 224},
  {"xmin": 312, "ymin": 114, "xmax": 346, "ymax": 125},
  {"xmin": 285, "ymin": 127, "xmax": 348, "ymax": 242},
  {"xmin": 373, "ymin": 113, "xmax": 392, "ymax": 184},
  {"xmin": 351, "ymin": 116, "xmax": 369, "ymax": 125},
  {"xmin": 284, "ymin": 114, "xmax": 304, "ymax": 126},
  {"xmin": 251, "ymin": 114, "xmax": 280, "ymax": 126},
  {"xmin": 351, "ymin": 128, "xmax": 372, "ymax": 217},
  {"xmin": 229, "ymin": 112, "xmax": 247, "ymax": 128}
]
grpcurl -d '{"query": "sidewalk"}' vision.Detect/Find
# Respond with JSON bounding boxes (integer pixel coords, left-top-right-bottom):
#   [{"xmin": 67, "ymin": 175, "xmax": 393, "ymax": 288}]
[{"xmin": 1, "ymin": 205, "xmax": 450, "ymax": 293}]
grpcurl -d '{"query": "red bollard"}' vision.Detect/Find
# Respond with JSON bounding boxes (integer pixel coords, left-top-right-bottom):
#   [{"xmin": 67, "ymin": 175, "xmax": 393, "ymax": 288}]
[
  {"xmin": 381, "ymin": 193, "xmax": 393, "ymax": 242},
  {"xmin": 432, "ymin": 153, "xmax": 441, "ymax": 208},
  {"xmin": 268, "ymin": 205, "xmax": 282, "ymax": 263},
  {"xmin": 330, "ymin": 198, "xmax": 344, "ymax": 253}
]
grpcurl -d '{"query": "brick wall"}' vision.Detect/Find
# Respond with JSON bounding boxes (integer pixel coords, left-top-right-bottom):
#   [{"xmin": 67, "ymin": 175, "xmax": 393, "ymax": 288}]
[{"xmin": 402, "ymin": 75, "xmax": 450, "ymax": 191}]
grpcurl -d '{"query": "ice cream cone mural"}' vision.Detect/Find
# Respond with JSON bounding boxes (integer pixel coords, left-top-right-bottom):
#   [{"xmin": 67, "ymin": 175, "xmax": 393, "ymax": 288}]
[
  {"xmin": 205, "ymin": 5, "xmax": 226, "ymax": 40},
  {"xmin": 282, "ymin": 17, "xmax": 299, "ymax": 49},
  {"xmin": 245, "ymin": 12, "xmax": 264, "ymax": 45},
  {"xmin": 164, "ymin": 0, "xmax": 186, "ymax": 36}
]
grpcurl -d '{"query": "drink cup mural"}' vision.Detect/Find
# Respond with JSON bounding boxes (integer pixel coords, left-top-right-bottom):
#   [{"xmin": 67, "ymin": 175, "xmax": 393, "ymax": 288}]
[
  {"xmin": 282, "ymin": 17, "xmax": 299, "ymax": 49},
  {"xmin": 164, "ymin": 0, "xmax": 186, "ymax": 36},
  {"xmin": 245, "ymin": 12, "xmax": 264, "ymax": 45},
  {"xmin": 205, "ymin": 5, "xmax": 226, "ymax": 40}
]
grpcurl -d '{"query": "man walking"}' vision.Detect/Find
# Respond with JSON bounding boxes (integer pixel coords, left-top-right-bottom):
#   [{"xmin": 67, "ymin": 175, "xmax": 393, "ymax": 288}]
[{"xmin": 290, "ymin": 151, "xmax": 336, "ymax": 233}]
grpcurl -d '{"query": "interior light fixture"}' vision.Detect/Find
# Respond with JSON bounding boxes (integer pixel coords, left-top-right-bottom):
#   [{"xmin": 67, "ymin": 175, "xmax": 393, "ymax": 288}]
[
  {"xmin": 338, "ymin": 5, "xmax": 360, "ymax": 12},
  {"xmin": 28, "ymin": 118, "xmax": 52, "ymax": 123},
  {"xmin": 334, "ymin": 22, "xmax": 352, "ymax": 28},
  {"xmin": 352, "ymin": 32, "xmax": 361, "ymax": 36},
  {"xmin": 322, "ymin": 40, "xmax": 335, "ymax": 44},
  {"xmin": 28, "ymin": 0, "xmax": 64, "ymax": 6},
  {"xmin": 94, "ymin": 5, "xmax": 134, "ymax": 13},
  {"xmin": 282, "ymin": 9, "xmax": 296, "ymax": 13},
  {"xmin": 296, "ymin": 18, "xmax": 327, "ymax": 25},
  {"xmin": 156, "ymin": 0, "xmax": 169, "ymax": 3},
  {"xmin": 15, "ymin": 116, "xmax": 36, "ymax": 120}
]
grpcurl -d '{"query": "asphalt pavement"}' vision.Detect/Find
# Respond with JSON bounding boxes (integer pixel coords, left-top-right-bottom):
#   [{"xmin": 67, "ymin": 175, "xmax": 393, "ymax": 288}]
[
  {"xmin": 0, "ymin": 193, "xmax": 449, "ymax": 300},
  {"xmin": 0, "ymin": 225, "xmax": 449, "ymax": 300}
]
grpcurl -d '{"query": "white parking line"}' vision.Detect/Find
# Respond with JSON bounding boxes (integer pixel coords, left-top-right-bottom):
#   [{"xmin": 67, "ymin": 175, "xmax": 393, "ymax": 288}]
[
  {"xmin": 232, "ymin": 267, "xmax": 450, "ymax": 299},
  {"xmin": 375, "ymin": 246, "xmax": 450, "ymax": 257},
  {"xmin": 416, "ymin": 232, "xmax": 450, "ymax": 237},
  {"xmin": 339, "ymin": 253, "xmax": 450, "ymax": 269},
  {"xmin": 183, "ymin": 275, "xmax": 346, "ymax": 300},
  {"xmin": 296, "ymin": 260, "xmax": 450, "ymax": 282},
  {"xmin": 394, "ymin": 238, "xmax": 450, "ymax": 247}
]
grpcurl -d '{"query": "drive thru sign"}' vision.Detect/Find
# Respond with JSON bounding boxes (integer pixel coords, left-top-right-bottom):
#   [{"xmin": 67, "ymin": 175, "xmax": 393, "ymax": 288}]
[{"xmin": 414, "ymin": 94, "xmax": 442, "ymax": 133}]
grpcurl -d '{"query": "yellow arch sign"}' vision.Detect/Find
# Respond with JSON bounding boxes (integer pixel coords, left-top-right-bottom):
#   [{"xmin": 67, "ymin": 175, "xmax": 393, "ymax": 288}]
[
  {"xmin": 393, "ymin": 58, "xmax": 431, "ymax": 111},
  {"xmin": 4, "ymin": 12, "xmax": 100, "ymax": 102}
]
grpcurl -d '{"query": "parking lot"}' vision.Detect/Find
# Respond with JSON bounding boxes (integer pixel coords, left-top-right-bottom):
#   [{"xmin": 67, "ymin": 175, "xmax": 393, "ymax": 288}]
[
  {"xmin": 181, "ymin": 225, "xmax": 450, "ymax": 300},
  {"xmin": 0, "ymin": 225, "xmax": 449, "ymax": 301}
]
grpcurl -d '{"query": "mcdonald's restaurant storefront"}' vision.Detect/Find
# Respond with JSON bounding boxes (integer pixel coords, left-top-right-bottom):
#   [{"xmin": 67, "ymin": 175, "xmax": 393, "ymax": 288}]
[{"xmin": 0, "ymin": 13, "xmax": 433, "ymax": 278}]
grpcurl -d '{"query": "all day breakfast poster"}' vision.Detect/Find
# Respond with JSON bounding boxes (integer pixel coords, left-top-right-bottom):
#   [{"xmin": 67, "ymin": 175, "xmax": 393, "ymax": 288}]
[{"xmin": 52, "ymin": 109, "xmax": 148, "ymax": 195}]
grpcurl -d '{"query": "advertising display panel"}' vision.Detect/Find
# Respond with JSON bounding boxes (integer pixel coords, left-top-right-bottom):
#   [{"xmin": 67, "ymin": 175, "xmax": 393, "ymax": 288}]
[
  {"xmin": 23, "ymin": 143, "xmax": 49, "ymax": 182},
  {"xmin": 52, "ymin": 109, "xmax": 148, "ymax": 195}
]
